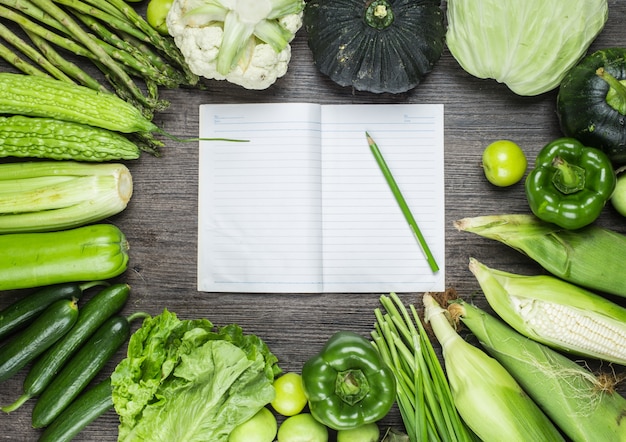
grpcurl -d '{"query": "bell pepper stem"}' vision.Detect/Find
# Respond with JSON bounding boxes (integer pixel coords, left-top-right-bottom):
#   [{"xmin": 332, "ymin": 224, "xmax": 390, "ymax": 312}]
[
  {"xmin": 336, "ymin": 369, "xmax": 370, "ymax": 406},
  {"xmin": 551, "ymin": 156, "xmax": 586, "ymax": 194},
  {"xmin": 596, "ymin": 67, "xmax": 626, "ymax": 115}
]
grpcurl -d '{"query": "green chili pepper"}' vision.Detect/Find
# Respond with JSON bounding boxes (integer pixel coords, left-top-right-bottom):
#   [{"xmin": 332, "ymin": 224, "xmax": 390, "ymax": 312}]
[
  {"xmin": 301, "ymin": 331, "xmax": 396, "ymax": 431},
  {"xmin": 525, "ymin": 137, "xmax": 616, "ymax": 230}
]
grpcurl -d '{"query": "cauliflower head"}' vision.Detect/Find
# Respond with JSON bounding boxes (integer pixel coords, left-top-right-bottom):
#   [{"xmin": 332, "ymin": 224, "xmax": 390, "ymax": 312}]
[{"xmin": 167, "ymin": 0, "xmax": 304, "ymax": 90}]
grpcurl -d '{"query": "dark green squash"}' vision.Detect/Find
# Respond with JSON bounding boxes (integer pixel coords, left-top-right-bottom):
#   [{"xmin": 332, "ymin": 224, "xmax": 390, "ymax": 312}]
[
  {"xmin": 303, "ymin": 0, "xmax": 445, "ymax": 94},
  {"xmin": 557, "ymin": 48, "xmax": 626, "ymax": 167}
]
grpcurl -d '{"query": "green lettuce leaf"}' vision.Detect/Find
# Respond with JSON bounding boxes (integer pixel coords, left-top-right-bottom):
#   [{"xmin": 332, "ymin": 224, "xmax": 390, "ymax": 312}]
[{"xmin": 111, "ymin": 309, "xmax": 279, "ymax": 441}]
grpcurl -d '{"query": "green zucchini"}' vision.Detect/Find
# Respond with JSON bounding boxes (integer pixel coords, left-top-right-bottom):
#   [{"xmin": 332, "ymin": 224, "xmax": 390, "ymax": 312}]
[
  {"xmin": 0, "ymin": 224, "xmax": 129, "ymax": 291},
  {"xmin": 32, "ymin": 314, "xmax": 131, "ymax": 428},
  {"xmin": 0, "ymin": 281, "xmax": 104, "ymax": 340},
  {"xmin": 0, "ymin": 72, "xmax": 157, "ymax": 133},
  {"xmin": 0, "ymin": 115, "xmax": 141, "ymax": 161},
  {"xmin": 38, "ymin": 378, "xmax": 113, "ymax": 442},
  {"xmin": 0, "ymin": 299, "xmax": 78, "ymax": 382},
  {"xmin": 2, "ymin": 284, "xmax": 130, "ymax": 413},
  {"xmin": 0, "ymin": 161, "xmax": 133, "ymax": 234}
]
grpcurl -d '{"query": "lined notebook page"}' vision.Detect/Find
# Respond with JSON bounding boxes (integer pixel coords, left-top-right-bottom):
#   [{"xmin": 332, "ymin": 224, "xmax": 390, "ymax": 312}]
[
  {"xmin": 198, "ymin": 103, "xmax": 324, "ymax": 292},
  {"xmin": 320, "ymin": 104, "xmax": 445, "ymax": 292},
  {"xmin": 197, "ymin": 103, "xmax": 445, "ymax": 293}
]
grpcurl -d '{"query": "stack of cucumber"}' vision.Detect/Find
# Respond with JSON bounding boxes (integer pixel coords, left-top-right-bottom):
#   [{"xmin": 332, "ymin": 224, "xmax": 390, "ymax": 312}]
[
  {"xmin": 0, "ymin": 282, "xmax": 149, "ymax": 441},
  {"xmin": 0, "ymin": 71, "xmax": 158, "ymax": 440}
]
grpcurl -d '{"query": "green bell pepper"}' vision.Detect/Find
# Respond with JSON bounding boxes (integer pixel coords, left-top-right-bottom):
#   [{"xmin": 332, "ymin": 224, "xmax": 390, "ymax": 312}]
[
  {"xmin": 301, "ymin": 331, "xmax": 396, "ymax": 431},
  {"xmin": 525, "ymin": 137, "xmax": 616, "ymax": 230}
]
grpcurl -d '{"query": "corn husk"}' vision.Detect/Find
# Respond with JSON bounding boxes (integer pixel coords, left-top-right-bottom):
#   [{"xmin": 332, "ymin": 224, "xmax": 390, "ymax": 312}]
[
  {"xmin": 423, "ymin": 294, "xmax": 564, "ymax": 442},
  {"xmin": 454, "ymin": 214, "xmax": 626, "ymax": 297},
  {"xmin": 451, "ymin": 299, "xmax": 626, "ymax": 442},
  {"xmin": 469, "ymin": 257, "xmax": 626, "ymax": 365}
]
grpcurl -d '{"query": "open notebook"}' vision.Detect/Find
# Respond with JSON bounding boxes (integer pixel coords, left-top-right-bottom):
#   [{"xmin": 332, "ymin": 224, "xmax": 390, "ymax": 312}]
[{"xmin": 197, "ymin": 103, "xmax": 445, "ymax": 293}]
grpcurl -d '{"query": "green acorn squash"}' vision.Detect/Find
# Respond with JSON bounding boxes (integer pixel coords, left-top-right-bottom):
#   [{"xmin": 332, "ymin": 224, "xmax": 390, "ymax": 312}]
[
  {"xmin": 303, "ymin": 0, "xmax": 445, "ymax": 94},
  {"xmin": 557, "ymin": 48, "xmax": 626, "ymax": 167}
]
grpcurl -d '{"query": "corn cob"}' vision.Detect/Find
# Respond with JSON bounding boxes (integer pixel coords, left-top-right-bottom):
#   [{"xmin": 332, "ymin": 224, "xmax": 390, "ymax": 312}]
[
  {"xmin": 423, "ymin": 294, "xmax": 565, "ymax": 442},
  {"xmin": 455, "ymin": 213, "xmax": 626, "ymax": 298},
  {"xmin": 468, "ymin": 257, "xmax": 626, "ymax": 365},
  {"xmin": 449, "ymin": 299, "xmax": 626, "ymax": 442}
]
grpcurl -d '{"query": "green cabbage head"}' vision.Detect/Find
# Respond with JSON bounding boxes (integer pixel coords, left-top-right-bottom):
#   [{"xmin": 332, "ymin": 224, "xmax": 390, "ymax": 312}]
[{"xmin": 446, "ymin": 0, "xmax": 608, "ymax": 96}]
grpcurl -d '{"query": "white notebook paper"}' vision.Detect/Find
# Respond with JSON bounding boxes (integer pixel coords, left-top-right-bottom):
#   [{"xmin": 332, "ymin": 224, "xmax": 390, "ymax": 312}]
[{"xmin": 197, "ymin": 103, "xmax": 445, "ymax": 293}]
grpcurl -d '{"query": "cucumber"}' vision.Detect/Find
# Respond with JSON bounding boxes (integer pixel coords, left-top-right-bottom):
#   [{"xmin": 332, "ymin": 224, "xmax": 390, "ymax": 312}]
[
  {"xmin": 0, "ymin": 281, "xmax": 104, "ymax": 340},
  {"xmin": 32, "ymin": 314, "xmax": 131, "ymax": 428},
  {"xmin": 38, "ymin": 378, "xmax": 113, "ymax": 442},
  {"xmin": 2, "ymin": 284, "xmax": 129, "ymax": 413},
  {"xmin": 0, "ymin": 299, "xmax": 78, "ymax": 382}
]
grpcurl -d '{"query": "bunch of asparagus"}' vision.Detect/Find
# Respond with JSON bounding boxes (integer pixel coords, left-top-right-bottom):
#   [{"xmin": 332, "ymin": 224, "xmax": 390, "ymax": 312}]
[{"xmin": 0, "ymin": 0, "xmax": 198, "ymax": 119}]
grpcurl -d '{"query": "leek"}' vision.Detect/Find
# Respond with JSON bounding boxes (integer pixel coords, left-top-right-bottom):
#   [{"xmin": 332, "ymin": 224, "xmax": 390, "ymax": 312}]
[
  {"xmin": 468, "ymin": 257, "xmax": 626, "ymax": 365},
  {"xmin": 0, "ymin": 161, "xmax": 132, "ymax": 233},
  {"xmin": 454, "ymin": 213, "xmax": 626, "ymax": 298},
  {"xmin": 423, "ymin": 294, "xmax": 565, "ymax": 442},
  {"xmin": 449, "ymin": 299, "xmax": 626, "ymax": 442}
]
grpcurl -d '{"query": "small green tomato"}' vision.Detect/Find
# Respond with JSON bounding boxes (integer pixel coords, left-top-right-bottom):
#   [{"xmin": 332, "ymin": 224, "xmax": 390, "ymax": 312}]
[
  {"xmin": 337, "ymin": 422, "xmax": 380, "ymax": 442},
  {"xmin": 611, "ymin": 172, "xmax": 626, "ymax": 217},
  {"xmin": 277, "ymin": 413, "xmax": 328, "ymax": 442},
  {"xmin": 271, "ymin": 372, "xmax": 308, "ymax": 416},
  {"xmin": 481, "ymin": 139, "xmax": 527, "ymax": 187},
  {"xmin": 228, "ymin": 407, "xmax": 277, "ymax": 442},
  {"xmin": 146, "ymin": 0, "xmax": 173, "ymax": 35}
]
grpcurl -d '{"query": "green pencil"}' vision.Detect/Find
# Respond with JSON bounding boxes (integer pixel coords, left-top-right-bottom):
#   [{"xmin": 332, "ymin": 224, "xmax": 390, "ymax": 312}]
[{"xmin": 366, "ymin": 132, "xmax": 439, "ymax": 273}]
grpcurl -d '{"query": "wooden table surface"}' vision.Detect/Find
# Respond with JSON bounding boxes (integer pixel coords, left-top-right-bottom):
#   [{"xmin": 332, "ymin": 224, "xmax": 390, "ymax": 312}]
[{"xmin": 2, "ymin": 2, "xmax": 626, "ymax": 440}]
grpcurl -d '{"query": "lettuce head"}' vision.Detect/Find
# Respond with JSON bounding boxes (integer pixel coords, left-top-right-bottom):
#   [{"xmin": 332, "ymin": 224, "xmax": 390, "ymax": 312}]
[
  {"xmin": 446, "ymin": 0, "xmax": 608, "ymax": 96},
  {"xmin": 111, "ymin": 309, "xmax": 281, "ymax": 441}
]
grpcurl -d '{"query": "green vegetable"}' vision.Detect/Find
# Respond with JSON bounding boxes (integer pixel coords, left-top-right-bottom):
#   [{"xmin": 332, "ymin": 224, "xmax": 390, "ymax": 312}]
[
  {"xmin": 0, "ymin": 281, "xmax": 103, "ymax": 340},
  {"xmin": 0, "ymin": 115, "xmax": 141, "ymax": 161},
  {"xmin": 481, "ymin": 139, "xmax": 527, "ymax": 187},
  {"xmin": 0, "ymin": 223, "xmax": 129, "ymax": 291},
  {"xmin": 468, "ymin": 258, "xmax": 626, "ymax": 365},
  {"xmin": 32, "ymin": 314, "xmax": 133, "ymax": 428},
  {"xmin": 611, "ymin": 170, "xmax": 626, "ymax": 216},
  {"xmin": 0, "ymin": 161, "xmax": 132, "ymax": 233},
  {"xmin": 304, "ymin": 0, "xmax": 445, "ymax": 94},
  {"xmin": 423, "ymin": 294, "xmax": 564, "ymax": 442},
  {"xmin": 0, "ymin": 72, "xmax": 158, "ymax": 133},
  {"xmin": 557, "ymin": 48, "xmax": 626, "ymax": 167},
  {"xmin": 111, "ymin": 309, "xmax": 281, "ymax": 441},
  {"xmin": 2, "ymin": 284, "xmax": 130, "ymax": 413},
  {"xmin": 301, "ymin": 331, "xmax": 396, "ymax": 431},
  {"xmin": 445, "ymin": 0, "xmax": 608, "ymax": 96},
  {"xmin": 337, "ymin": 423, "xmax": 380, "ymax": 442},
  {"xmin": 146, "ymin": 0, "xmax": 172, "ymax": 35},
  {"xmin": 271, "ymin": 372, "xmax": 307, "ymax": 417},
  {"xmin": 0, "ymin": 298, "xmax": 78, "ymax": 382},
  {"xmin": 277, "ymin": 413, "xmax": 328, "ymax": 442},
  {"xmin": 449, "ymin": 299, "xmax": 626, "ymax": 441},
  {"xmin": 228, "ymin": 407, "xmax": 277, "ymax": 442},
  {"xmin": 525, "ymin": 137, "xmax": 616, "ymax": 230},
  {"xmin": 371, "ymin": 293, "xmax": 476, "ymax": 442},
  {"xmin": 454, "ymin": 213, "xmax": 626, "ymax": 298},
  {"xmin": 38, "ymin": 377, "xmax": 114, "ymax": 442}
]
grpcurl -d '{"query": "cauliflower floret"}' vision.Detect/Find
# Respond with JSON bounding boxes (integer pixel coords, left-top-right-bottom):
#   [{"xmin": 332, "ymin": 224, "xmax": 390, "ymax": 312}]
[{"xmin": 166, "ymin": 0, "xmax": 303, "ymax": 90}]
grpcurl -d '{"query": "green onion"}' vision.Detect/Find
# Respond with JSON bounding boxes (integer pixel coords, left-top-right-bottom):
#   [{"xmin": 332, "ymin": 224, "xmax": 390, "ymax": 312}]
[
  {"xmin": 423, "ymin": 294, "xmax": 565, "ymax": 442},
  {"xmin": 449, "ymin": 299, "xmax": 626, "ymax": 441},
  {"xmin": 371, "ymin": 293, "xmax": 477, "ymax": 442},
  {"xmin": 454, "ymin": 213, "xmax": 626, "ymax": 298},
  {"xmin": 468, "ymin": 257, "xmax": 626, "ymax": 365}
]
